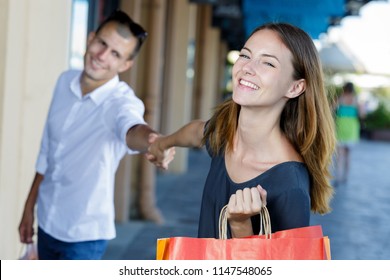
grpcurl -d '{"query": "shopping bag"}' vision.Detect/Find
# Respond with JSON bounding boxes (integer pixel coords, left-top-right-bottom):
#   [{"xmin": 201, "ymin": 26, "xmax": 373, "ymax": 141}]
[
  {"xmin": 19, "ymin": 243, "xmax": 38, "ymax": 260},
  {"xmin": 156, "ymin": 206, "xmax": 331, "ymax": 260}
]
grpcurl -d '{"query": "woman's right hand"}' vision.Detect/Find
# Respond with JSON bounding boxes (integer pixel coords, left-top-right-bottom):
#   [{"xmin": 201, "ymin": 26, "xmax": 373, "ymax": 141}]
[{"xmin": 226, "ymin": 185, "xmax": 267, "ymax": 237}]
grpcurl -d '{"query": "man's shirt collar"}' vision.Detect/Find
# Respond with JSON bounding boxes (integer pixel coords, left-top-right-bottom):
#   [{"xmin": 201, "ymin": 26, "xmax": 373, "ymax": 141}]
[{"xmin": 70, "ymin": 73, "xmax": 120, "ymax": 105}]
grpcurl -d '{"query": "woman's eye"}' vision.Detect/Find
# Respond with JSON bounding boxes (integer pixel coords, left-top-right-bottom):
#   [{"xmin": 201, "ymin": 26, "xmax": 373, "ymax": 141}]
[
  {"xmin": 239, "ymin": 54, "xmax": 250, "ymax": 59},
  {"xmin": 264, "ymin": 62, "xmax": 275, "ymax": 68}
]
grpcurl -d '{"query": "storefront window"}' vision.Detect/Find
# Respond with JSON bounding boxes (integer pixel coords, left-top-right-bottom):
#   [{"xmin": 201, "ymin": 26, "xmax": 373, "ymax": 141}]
[{"xmin": 69, "ymin": 0, "xmax": 89, "ymax": 69}]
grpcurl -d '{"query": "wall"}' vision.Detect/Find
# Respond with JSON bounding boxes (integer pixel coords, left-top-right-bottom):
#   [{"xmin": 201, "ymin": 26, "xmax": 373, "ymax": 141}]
[
  {"xmin": 0, "ymin": 0, "xmax": 226, "ymax": 259},
  {"xmin": 0, "ymin": 0, "xmax": 72, "ymax": 259}
]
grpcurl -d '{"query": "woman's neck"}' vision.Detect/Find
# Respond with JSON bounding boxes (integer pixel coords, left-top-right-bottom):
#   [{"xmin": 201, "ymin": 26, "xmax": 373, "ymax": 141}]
[
  {"xmin": 232, "ymin": 107, "xmax": 300, "ymax": 164},
  {"xmin": 235, "ymin": 108, "xmax": 282, "ymax": 150}
]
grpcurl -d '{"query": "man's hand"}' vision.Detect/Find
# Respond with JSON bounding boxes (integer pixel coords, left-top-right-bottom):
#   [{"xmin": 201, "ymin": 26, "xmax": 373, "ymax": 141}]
[
  {"xmin": 145, "ymin": 133, "xmax": 175, "ymax": 170},
  {"xmin": 19, "ymin": 210, "xmax": 35, "ymax": 244}
]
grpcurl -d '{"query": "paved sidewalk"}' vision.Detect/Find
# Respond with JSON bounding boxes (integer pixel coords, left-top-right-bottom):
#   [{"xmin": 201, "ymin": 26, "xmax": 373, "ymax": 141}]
[
  {"xmin": 311, "ymin": 139, "xmax": 390, "ymax": 259},
  {"xmin": 103, "ymin": 140, "xmax": 390, "ymax": 260}
]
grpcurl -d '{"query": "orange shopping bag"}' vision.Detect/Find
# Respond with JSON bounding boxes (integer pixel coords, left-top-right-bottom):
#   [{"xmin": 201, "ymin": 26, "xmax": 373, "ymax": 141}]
[{"xmin": 156, "ymin": 206, "xmax": 331, "ymax": 260}]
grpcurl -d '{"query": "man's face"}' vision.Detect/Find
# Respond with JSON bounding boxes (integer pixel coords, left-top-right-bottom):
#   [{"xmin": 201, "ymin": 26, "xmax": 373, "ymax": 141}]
[{"xmin": 83, "ymin": 22, "xmax": 136, "ymax": 85}]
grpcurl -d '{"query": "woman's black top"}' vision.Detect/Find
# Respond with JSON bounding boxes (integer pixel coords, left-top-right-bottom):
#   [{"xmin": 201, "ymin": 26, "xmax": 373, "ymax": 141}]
[{"xmin": 198, "ymin": 145, "xmax": 311, "ymax": 238}]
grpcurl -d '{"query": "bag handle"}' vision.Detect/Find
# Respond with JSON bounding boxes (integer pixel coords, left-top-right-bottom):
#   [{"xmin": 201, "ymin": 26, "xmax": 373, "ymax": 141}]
[{"xmin": 219, "ymin": 205, "xmax": 272, "ymax": 240}]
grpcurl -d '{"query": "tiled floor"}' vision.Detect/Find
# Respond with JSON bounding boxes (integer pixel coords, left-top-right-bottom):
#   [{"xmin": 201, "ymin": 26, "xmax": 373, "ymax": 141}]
[{"xmin": 103, "ymin": 140, "xmax": 390, "ymax": 260}]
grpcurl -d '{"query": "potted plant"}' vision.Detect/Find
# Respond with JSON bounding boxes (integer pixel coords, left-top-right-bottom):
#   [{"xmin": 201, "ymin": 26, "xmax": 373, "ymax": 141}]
[{"xmin": 364, "ymin": 102, "xmax": 390, "ymax": 141}]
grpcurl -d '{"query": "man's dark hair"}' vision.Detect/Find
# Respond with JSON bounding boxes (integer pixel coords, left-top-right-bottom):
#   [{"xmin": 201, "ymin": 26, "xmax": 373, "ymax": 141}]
[{"xmin": 96, "ymin": 10, "xmax": 147, "ymax": 60}]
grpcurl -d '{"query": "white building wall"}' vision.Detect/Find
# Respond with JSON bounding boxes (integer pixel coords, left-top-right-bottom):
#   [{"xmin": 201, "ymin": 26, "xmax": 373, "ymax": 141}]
[{"xmin": 0, "ymin": 0, "xmax": 72, "ymax": 259}]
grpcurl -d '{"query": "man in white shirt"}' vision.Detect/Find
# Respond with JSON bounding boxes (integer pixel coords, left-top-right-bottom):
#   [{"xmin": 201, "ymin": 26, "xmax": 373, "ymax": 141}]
[{"xmin": 18, "ymin": 10, "xmax": 173, "ymax": 259}]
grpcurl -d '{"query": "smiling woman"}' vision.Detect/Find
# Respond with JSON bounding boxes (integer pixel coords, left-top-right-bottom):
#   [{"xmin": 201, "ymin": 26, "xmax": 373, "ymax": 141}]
[{"xmin": 147, "ymin": 22, "xmax": 336, "ymax": 241}]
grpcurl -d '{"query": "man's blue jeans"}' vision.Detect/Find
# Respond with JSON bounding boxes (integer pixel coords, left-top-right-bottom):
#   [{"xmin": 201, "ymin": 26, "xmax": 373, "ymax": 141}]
[{"xmin": 37, "ymin": 227, "xmax": 108, "ymax": 260}]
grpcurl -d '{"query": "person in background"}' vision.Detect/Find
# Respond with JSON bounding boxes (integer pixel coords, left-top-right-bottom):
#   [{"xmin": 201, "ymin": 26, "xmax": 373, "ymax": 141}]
[
  {"xmin": 18, "ymin": 10, "xmax": 174, "ymax": 260},
  {"xmin": 147, "ymin": 22, "xmax": 336, "ymax": 238},
  {"xmin": 334, "ymin": 82, "xmax": 363, "ymax": 186}
]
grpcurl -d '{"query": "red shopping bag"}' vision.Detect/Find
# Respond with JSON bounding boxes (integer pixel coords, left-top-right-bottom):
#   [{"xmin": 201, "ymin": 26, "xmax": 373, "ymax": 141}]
[{"xmin": 156, "ymin": 206, "xmax": 331, "ymax": 260}]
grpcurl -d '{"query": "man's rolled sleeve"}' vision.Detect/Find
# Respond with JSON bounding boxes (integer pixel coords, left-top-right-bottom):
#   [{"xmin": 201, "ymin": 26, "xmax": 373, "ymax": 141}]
[{"xmin": 117, "ymin": 97, "xmax": 147, "ymax": 154}]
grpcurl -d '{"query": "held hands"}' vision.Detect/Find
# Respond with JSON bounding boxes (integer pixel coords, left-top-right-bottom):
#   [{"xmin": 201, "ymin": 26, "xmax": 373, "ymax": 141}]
[
  {"xmin": 145, "ymin": 133, "xmax": 175, "ymax": 170},
  {"xmin": 226, "ymin": 185, "xmax": 267, "ymax": 237}
]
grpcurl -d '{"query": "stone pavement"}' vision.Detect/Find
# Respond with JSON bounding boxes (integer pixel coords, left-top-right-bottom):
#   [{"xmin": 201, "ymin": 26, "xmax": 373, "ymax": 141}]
[{"xmin": 103, "ymin": 140, "xmax": 390, "ymax": 260}]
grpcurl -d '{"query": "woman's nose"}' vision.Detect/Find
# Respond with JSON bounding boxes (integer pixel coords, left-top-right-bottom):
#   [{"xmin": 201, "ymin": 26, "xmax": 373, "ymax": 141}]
[{"xmin": 241, "ymin": 60, "xmax": 255, "ymax": 75}]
